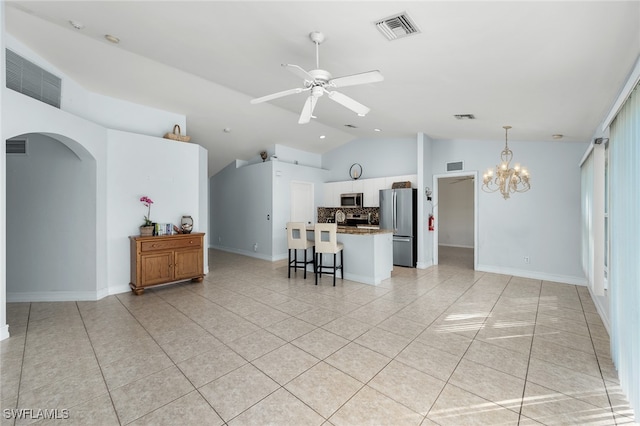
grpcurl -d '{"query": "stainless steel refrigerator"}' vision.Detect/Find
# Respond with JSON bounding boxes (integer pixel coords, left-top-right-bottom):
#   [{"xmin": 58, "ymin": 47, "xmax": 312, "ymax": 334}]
[{"xmin": 379, "ymin": 188, "xmax": 417, "ymax": 267}]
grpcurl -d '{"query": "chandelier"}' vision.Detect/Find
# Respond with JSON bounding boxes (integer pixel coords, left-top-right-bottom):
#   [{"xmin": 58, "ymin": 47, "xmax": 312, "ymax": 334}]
[{"xmin": 482, "ymin": 126, "xmax": 531, "ymax": 199}]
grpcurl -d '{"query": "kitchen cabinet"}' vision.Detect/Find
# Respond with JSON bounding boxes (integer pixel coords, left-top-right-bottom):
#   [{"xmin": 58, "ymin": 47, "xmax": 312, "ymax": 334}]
[
  {"xmin": 363, "ymin": 177, "xmax": 384, "ymax": 207},
  {"xmin": 323, "ymin": 182, "xmax": 340, "ymax": 207},
  {"xmin": 321, "ymin": 174, "xmax": 418, "ymax": 208},
  {"xmin": 129, "ymin": 233, "xmax": 205, "ymax": 295}
]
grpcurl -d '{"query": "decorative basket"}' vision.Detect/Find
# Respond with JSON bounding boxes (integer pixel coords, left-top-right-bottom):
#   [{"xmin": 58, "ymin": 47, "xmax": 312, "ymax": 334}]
[
  {"xmin": 139, "ymin": 226, "xmax": 154, "ymax": 236},
  {"xmin": 392, "ymin": 181, "xmax": 412, "ymax": 189},
  {"xmin": 163, "ymin": 124, "xmax": 191, "ymax": 142}
]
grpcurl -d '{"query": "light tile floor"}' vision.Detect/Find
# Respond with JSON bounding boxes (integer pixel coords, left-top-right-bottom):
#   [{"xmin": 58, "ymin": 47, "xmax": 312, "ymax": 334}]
[{"xmin": 1, "ymin": 247, "xmax": 637, "ymax": 425}]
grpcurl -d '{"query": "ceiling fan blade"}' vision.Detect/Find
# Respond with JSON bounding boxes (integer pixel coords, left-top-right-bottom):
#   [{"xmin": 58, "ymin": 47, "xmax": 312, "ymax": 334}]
[
  {"xmin": 327, "ymin": 90, "xmax": 370, "ymax": 116},
  {"xmin": 282, "ymin": 63, "xmax": 315, "ymax": 82},
  {"xmin": 329, "ymin": 70, "xmax": 384, "ymax": 88},
  {"xmin": 250, "ymin": 87, "xmax": 304, "ymax": 104},
  {"xmin": 298, "ymin": 95, "xmax": 317, "ymax": 124}
]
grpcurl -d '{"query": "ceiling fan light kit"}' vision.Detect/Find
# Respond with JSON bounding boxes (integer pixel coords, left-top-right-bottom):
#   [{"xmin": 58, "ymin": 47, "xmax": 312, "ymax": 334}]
[{"xmin": 250, "ymin": 31, "xmax": 384, "ymax": 124}]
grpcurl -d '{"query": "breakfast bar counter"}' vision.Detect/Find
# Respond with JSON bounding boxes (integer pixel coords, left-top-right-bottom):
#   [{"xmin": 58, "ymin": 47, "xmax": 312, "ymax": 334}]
[{"xmin": 306, "ymin": 226, "xmax": 393, "ymax": 285}]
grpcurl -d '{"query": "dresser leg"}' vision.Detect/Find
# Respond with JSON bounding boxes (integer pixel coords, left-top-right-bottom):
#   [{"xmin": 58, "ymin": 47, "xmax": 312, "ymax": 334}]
[{"xmin": 129, "ymin": 283, "xmax": 144, "ymax": 295}]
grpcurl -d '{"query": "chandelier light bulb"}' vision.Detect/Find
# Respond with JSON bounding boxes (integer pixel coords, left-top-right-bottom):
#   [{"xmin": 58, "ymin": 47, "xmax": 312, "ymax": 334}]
[{"xmin": 481, "ymin": 126, "xmax": 531, "ymax": 199}]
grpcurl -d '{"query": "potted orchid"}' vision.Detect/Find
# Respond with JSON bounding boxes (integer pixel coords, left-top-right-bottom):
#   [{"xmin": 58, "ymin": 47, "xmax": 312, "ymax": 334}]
[{"xmin": 139, "ymin": 196, "xmax": 154, "ymax": 236}]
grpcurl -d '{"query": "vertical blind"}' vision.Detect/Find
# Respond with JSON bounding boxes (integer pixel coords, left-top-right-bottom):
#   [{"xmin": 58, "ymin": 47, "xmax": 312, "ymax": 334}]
[
  {"xmin": 609, "ymin": 83, "xmax": 640, "ymax": 418},
  {"xmin": 581, "ymin": 148, "xmax": 595, "ymax": 289},
  {"xmin": 580, "ymin": 142, "xmax": 605, "ymax": 297}
]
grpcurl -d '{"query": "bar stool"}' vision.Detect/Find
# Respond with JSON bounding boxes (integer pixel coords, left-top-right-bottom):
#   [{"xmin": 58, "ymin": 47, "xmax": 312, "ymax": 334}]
[
  {"xmin": 287, "ymin": 222, "xmax": 315, "ymax": 279},
  {"xmin": 314, "ymin": 223, "xmax": 344, "ymax": 286}
]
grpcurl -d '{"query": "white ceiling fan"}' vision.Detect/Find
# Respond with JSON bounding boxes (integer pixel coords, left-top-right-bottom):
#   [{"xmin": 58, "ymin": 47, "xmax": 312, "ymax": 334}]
[{"xmin": 250, "ymin": 31, "xmax": 384, "ymax": 124}]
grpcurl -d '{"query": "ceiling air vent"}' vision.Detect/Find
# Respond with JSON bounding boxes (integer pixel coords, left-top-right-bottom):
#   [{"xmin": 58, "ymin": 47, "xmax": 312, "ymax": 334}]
[
  {"xmin": 446, "ymin": 161, "xmax": 464, "ymax": 172},
  {"xmin": 454, "ymin": 114, "xmax": 476, "ymax": 120},
  {"xmin": 6, "ymin": 49, "xmax": 61, "ymax": 109},
  {"xmin": 344, "ymin": 124, "xmax": 358, "ymax": 128},
  {"xmin": 6, "ymin": 138, "xmax": 27, "ymax": 155},
  {"xmin": 375, "ymin": 12, "xmax": 420, "ymax": 41}
]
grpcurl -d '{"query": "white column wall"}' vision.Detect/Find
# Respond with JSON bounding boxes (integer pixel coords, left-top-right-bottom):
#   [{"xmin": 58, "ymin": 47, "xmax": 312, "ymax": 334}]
[{"xmin": 1, "ymin": 1, "xmax": 8, "ymax": 340}]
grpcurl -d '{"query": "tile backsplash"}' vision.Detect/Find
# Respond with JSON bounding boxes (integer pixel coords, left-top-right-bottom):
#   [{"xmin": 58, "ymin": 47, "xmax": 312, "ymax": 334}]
[{"xmin": 317, "ymin": 207, "xmax": 380, "ymax": 225}]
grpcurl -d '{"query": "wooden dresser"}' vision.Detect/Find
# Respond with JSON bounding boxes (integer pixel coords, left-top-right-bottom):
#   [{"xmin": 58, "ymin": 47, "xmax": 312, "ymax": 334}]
[{"xmin": 129, "ymin": 232, "xmax": 205, "ymax": 295}]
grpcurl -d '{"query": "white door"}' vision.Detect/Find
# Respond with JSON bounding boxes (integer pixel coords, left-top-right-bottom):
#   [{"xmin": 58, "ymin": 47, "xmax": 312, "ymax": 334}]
[{"xmin": 290, "ymin": 181, "xmax": 314, "ymax": 225}]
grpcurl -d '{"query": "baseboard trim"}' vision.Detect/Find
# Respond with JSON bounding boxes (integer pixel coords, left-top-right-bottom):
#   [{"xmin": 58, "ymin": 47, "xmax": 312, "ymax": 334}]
[
  {"xmin": 416, "ymin": 260, "xmax": 433, "ymax": 269},
  {"xmin": 0, "ymin": 324, "xmax": 9, "ymax": 341},
  {"xmin": 588, "ymin": 287, "xmax": 611, "ymax": 335},
  {"xmin": 7, "ymin": 290, "xmax": 103, "ymax": 302},
  {"xmin": 108, "ymin": 284, "xmax": 132, "ymax": 296},
  {"xmin": 210, "ymin": 245, "xmax": 276, "ymax": 261},
  {"xmin": 476, "ymin": 264, "xmax": 587, "ymax": 286}
]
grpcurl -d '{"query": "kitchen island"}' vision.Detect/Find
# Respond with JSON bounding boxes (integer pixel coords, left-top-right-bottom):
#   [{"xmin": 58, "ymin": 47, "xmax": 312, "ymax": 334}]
[{"xmin": 306, "ymin": 226, "xmax": 393, "ymax": 285}]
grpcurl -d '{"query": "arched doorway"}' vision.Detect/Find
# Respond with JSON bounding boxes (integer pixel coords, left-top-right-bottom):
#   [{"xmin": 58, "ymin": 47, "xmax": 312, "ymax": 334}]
[{"xmin": 5, "ymin": 132, "xmax": 97, "ymax": 300}]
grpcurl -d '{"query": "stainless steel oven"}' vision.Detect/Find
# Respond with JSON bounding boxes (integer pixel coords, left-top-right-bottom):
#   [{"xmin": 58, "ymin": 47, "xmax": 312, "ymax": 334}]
[{"xmin": 340, "ymin": 193, "xmax": 363, "ymax": 208}]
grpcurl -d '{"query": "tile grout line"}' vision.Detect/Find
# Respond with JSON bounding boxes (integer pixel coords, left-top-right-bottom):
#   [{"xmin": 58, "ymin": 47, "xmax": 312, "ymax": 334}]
[
  {"xmin": 74, "ymin": 301, "xmax": 125, "ymax": 426},
  {"xmin": 576, "ymin": 286, "xmax": 619, "ymax": 425},
  {"xmin": 9, "ymin": 302, "xmax": 32, "ymax": 426},
  {"xmin": 516, "ymin": 278, "xmax": 543, "ymax": 425},
  {"xmin": 112, "ymin": 292, "xmax": 230, "ymax": 424}
]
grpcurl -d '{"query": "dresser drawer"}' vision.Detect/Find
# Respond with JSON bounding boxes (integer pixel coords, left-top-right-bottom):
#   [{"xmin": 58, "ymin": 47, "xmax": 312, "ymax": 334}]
[{"xmin": 140, "ymin": 236, "xmax": 202, "ymax": 252}]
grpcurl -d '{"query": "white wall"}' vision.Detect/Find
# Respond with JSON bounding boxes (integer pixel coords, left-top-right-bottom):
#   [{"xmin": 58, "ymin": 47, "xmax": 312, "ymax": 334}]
[
  {"xmin": 6, "ymin": 34, "xmax": 186, "ymax": 139},
  {"xmin": 432, "ymin": 138, "xmax": 588, "ymax": 284},
  {"xmin": 0, "ymin": 1, "xmax": 8, "ymax": 340},
  {"xmin": 438, "ymin": 176, "xmax": 474, "ymax": 247},
  {"xmin": 210, "ymin": 159, "xmax": 329, "ymax": 260},
  {"xmin": 272, "ymin": 162, "xmax": 330, "ymax": 259},
  {"xmin": 2, "ymin": 35, "xmax": 207, "ymax": 303},
  {"xmin": 3, "ymin": 89, "xmax": 109, "ymax": 301},
  {"xmin": 106, "ymin": 130, "xmax": 208, "ymax": 294},
  {"xmin": 274, "ymin": 144, "xmax": 322, "ymax": 168},
  {"xmin": 419, "ymin": 133, "xmax": 435, "ymax": 269},
  {"xmin": 210, "ymin": 161, "xmax": 273, "ymax": 259},
  {"xmin": 322, "ymin": 137, "xmax": 417, "ymax": 181}
]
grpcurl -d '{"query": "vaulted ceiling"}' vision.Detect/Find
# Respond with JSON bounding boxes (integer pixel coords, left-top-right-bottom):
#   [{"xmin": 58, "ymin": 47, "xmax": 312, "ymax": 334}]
[{"xmin": 5, "ymin": 1, "xmax": 640, "ymax": 176}]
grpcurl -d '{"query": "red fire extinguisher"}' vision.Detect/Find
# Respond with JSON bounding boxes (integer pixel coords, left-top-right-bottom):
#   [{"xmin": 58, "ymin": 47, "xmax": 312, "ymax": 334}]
[{"xmin": 428, "ymin": 214, "xmax": 435, "ymax": 231}]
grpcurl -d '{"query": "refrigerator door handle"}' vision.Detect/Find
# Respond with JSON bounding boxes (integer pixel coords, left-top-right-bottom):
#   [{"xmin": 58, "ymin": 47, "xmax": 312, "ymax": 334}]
[
  {"xmin": 394, "ymin": 237, "xmax": 412, "ymax": 242},
  {"xmin": 392, "ymin": 191, "xmax": 397, "ymax": 232}
]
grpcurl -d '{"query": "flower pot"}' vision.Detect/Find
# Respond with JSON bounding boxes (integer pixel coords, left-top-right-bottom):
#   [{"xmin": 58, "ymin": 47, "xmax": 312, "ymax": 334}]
[{"xmin": 140, "ymin": 225, "xmax": 154, "ymax": 236}]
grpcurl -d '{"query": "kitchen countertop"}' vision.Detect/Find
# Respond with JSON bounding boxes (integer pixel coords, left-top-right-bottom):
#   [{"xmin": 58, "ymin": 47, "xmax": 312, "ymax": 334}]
[{"xmin": 307, "ymin": 225, "xmax": 392, "ymax": 235}]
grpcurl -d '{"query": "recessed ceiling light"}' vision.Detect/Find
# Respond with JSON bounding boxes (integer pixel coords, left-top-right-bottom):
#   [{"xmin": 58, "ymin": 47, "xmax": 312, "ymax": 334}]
[
  {"xmin": 552, "ymin": 134, "xmax": 563, "ymax": 139},
  {"xmin": 104, "ymin": 34, "xmax": 120, "ymax": 44},
  {"xmin": 374, "ymin": 128, "xmax": 381, "ymax": 132},
  {"xmin": 69, "ymin": 20, "xmax": 85, "ymax": 30},
  {"xmin": 319, "ymin": 135, "xmax": 326, "ymax": 139},
  {"xmin": 223, "ymin": 127, "xmax": 232, "ymax": 133},
  {"xmin": 357, "ymin": 113, "xmax": 366, "ymax": 117}
]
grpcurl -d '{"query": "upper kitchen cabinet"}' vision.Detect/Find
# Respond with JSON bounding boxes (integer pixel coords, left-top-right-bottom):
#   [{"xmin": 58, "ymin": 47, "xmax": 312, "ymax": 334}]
[
  {"xmin": 363, "ymin": 178, "xmax": 384, "ymax": 207},
  {"xmin": 322, "ymin": 175, "xmax": 417, "ymax": 208},
  {"xmin": 351, "ymin": 179, "xmax": 364, "ymax": 194},
  {"xmin": 323, "ymin": 182, "xmax": 339, "ymax": 207}
]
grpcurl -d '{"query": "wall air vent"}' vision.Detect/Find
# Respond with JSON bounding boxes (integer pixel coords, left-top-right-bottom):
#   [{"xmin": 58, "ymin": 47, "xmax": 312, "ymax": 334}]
[
  {"xmin": 6, "ymin": 138, "xmax": 27, "ymax": 155},
  {"xmin": 446, "ymin": 161, "xmax": 464, "ymax": 172},
  {"xmin": 454, "ymin": 114, "xmax": 476, "ymax": 120},
  {"xmin": 5, "ymin": 49, "xmax": 61, "ymax": 109},
  {"xmin": 375, "ymin": 12, "xmax": 420, "ymax": 41}
]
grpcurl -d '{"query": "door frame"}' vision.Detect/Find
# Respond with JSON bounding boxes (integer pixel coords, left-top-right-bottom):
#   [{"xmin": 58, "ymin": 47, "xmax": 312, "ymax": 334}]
[
  {"xmin": 289, "ymin": 180, "xmax": 315, "ymax": 225},
  {"xmin": 432, "ymin": 171, "xmax": 478, "ymax": 270}
]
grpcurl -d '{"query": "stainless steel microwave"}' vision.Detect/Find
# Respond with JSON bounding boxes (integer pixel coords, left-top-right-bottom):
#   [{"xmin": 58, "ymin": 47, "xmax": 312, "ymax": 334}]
[{"xmin": 340, "ymin": 193, "xmax": 363, "ymax": 208}]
